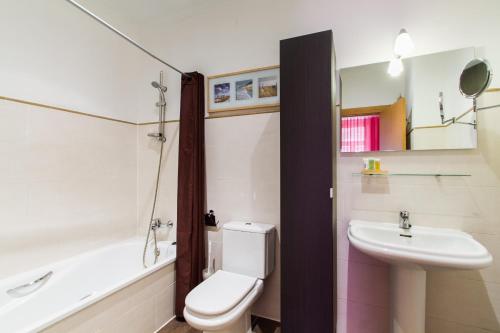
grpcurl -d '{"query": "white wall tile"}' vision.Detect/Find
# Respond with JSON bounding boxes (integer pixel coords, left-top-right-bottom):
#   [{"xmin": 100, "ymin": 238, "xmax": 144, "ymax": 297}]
[
  {"xmin": 0, "ymin": 100, "xmax": 137, "ymax": 278},
  {"xmin": 136, "ymin": 123, "xmax": 179, "ymax": 242},
  {"xmin": 205, "ymin": 113, "xmax": 280, "ymax": 321}
]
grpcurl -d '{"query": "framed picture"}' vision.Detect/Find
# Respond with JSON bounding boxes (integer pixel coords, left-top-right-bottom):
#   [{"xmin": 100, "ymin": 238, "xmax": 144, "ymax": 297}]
[{"xmin": 207, "ymin": 65, "xmax": 280, "ymax": 114}]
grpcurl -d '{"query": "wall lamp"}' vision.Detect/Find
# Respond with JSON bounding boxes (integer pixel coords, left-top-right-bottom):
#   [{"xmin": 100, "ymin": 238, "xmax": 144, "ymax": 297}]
[{"xmin": 388, "ymin": 29, "xmax": 414, "ymax": 77}]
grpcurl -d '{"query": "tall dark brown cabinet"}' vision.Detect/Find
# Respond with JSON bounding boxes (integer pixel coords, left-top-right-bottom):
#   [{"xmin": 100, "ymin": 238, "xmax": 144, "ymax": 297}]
[{"xmin": 280, "ymin": 30, "xmax": 336, "ymax": 332}]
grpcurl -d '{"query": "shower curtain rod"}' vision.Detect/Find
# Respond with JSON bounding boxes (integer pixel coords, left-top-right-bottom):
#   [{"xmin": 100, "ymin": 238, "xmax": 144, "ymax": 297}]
[{"xmin": 64, "ymin": 0, "xmax": 190, "ymax": 77}]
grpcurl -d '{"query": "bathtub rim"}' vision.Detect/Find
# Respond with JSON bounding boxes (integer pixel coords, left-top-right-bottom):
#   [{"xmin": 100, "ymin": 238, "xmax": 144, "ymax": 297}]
[{"xmin": 0, "ymin": 237, "xmax": 176, "ymax": 333}]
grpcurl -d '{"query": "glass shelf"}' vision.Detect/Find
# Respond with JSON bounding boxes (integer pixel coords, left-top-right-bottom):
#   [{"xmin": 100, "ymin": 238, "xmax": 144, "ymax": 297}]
[{"xmin": 353, "ymin": 172, "xmax": 471, "ymax": 177}]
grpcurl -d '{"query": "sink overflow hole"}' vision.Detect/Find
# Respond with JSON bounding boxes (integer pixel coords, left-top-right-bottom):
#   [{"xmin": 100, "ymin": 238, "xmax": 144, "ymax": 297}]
[{"xmin": 399, "ymin": 234, "xmax": 412, "ymax": 238}]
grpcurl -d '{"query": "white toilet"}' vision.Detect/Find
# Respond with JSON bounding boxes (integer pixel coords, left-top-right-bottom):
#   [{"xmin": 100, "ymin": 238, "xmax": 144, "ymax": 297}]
[{"xmin": 184, "ymin": 221, "xmax": 276, "ymax": 333}]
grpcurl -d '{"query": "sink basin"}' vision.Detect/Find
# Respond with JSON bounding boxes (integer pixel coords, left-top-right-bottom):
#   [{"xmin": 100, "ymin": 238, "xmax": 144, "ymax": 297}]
[
  {"xmin": 347, "ymin": 220, "xmax": 493, "ymax": 333},
  {"xmin": 348, "ymin": 220, "xmax": 492, "ymax": 270}
]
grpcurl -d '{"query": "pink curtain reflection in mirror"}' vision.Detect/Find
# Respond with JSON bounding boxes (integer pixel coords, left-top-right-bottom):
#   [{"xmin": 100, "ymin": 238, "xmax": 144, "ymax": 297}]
[{"xmin": 341, "ymin": 115, "xmax": 380, "ymax": 152}]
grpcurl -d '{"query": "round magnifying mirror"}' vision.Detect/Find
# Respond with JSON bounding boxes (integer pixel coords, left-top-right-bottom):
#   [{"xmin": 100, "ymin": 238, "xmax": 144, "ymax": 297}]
[{"xmin": 459, "ymin": 58, "xmax": 492, "ymax": 98}]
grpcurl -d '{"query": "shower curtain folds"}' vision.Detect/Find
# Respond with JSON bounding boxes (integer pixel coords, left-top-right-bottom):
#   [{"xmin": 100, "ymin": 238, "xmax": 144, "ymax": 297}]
[{"xmin": 175, "ymin": 72, "xmax": 206, "ymax": 319}]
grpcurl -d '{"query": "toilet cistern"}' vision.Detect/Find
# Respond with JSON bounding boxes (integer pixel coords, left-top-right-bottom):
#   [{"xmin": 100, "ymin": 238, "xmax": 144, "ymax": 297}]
[{"xmin": 183, "ymin": 221, "xmax": 276, "ymax": 333}]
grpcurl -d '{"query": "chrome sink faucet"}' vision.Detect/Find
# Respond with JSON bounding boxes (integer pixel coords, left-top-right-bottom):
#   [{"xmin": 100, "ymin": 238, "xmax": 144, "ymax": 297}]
[{"xmin": 399, "ymin": 211, "xmax": 411, "ymax": 230}]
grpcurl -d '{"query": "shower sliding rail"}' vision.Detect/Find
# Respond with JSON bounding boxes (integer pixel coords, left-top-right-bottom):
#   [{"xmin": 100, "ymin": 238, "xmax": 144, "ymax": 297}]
[{"xmin": 64, "ymin": 0, "xmax": 190, "ymax": 77}]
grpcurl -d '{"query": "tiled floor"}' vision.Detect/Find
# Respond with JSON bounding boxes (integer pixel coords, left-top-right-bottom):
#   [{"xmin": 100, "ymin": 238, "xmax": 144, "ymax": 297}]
[
  {"xmin": 159, "ymin": 317, "xmax": 281, "ymax": 333},
  {"xmin": 159, "ymin": 319, "xmax": 199, "ymax": 333}
]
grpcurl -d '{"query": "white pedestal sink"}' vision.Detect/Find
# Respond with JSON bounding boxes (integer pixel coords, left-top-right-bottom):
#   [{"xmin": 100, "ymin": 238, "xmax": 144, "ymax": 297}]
[{"xmin": 348, "ymin": 220, "xmax": 493, "ymax": 333}]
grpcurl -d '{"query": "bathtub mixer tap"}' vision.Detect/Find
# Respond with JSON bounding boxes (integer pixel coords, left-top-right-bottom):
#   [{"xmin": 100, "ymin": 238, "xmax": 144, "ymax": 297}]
[
  {"xmin": 145, "ymin": 218, "xmax": 174, "ymax": 264},
  {"xmin": 151, "ymin": 218, "xmax": 173, "ymax": 231}
]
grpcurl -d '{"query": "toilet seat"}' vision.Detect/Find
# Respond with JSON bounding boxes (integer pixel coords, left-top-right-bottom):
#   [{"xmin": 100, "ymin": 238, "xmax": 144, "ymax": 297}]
[
  {"xmin": 184, "ymin": 271, "xmax": 264, "ymax": 332},
  {"xmin": 186, "ymin": 270, "xmax": 257, "ymax": 316}
]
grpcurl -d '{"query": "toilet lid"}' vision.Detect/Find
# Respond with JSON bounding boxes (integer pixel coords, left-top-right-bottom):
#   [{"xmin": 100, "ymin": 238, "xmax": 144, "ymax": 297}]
[{"xmin": 185, "ymin": 270, "xmax": 257, "ymax": 316}]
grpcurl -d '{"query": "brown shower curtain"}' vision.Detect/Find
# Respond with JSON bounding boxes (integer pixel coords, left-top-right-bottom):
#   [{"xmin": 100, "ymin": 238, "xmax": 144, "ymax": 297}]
[{"xmin": 175, "ymin": 72, "xmax": 206, "ymax": 319}]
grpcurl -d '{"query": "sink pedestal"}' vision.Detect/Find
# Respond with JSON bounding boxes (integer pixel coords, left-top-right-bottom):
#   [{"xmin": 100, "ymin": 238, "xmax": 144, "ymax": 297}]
[
  {"xmin": 390, "ymin": 266, "xmax": 426, "ymax": 333},
  {"xmin": 348, "ymin": 220, "xmax": 493, "ymax": 333}
]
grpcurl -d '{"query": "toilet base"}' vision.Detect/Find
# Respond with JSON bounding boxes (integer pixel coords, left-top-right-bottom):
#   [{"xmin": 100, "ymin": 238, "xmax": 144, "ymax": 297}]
[{"xmin": 201, "ymin": 311, "xmax": 253, "ymax": 333}]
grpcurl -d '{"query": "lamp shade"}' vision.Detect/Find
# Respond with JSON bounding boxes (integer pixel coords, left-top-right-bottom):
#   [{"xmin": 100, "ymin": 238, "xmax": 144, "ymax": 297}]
[
  {"xmin": 394, "ymin": 29, "xmax": 414, "ymax": 57},
  {"xmin": 388, "ymin": 57, "xmax": 404, "ymax": 77}
]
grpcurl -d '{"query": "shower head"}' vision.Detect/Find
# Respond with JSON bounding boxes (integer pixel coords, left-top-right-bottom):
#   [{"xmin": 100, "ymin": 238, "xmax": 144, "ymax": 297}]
[
  {"xmin": 149, "ymin": 78, "xmax": 167, "ymax": 141},
  {"xmin": 151, "ymin": 81, "xmax": 167, "ymax": 92}
]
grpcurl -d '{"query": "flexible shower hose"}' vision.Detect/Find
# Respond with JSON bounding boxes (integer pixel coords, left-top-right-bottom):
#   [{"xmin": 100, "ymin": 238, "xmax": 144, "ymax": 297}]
[{"xmin": 142, "ymin": 138, "xmax": 164, "ymax": 268}]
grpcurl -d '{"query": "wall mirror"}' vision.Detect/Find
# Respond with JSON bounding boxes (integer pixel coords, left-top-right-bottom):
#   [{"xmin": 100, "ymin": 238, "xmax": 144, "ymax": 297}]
[{"xmin": 339, "ymin": 47, "xmax": 480, "ymax": 152}]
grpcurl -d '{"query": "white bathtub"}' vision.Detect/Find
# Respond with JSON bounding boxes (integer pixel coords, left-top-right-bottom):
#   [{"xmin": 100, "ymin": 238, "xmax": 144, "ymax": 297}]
[{"xmin": 0, "ymin": 238, "xmax": 176, "ymax": 333}]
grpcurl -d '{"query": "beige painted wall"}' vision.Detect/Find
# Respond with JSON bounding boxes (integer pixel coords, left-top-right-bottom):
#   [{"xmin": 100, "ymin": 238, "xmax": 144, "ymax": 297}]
[
  {"xmin": 0, "ymin": 99, "xmax": 137, "ymax": 279},
  {"xmin": 0, "ymin": 0, "xmax": 153, "ymax": 123},
  {"xmin": 105, "ymin": 0, "xmax": 500, "ymax": 124}
]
